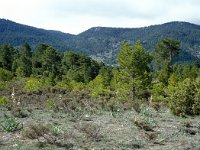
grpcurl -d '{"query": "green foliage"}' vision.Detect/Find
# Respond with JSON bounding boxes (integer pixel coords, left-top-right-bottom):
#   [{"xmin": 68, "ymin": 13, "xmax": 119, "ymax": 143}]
[
  {"xmin": 45, "ymin": 73, "xmax": 56, "ymax": 86},
  {"xmin": 0, "ymin": 96, "xmax": 9, "ymax": 107},
  {"xmin": 51, "ymin": 126, "xmax": 64, "ymax": 136},
  {"xmin": 155, "ymin": 38, "xmax": 180, "ymax": 67},
  {"xmin": 65, "ymin": 69, "xmax": 84, "ymax": 82},
  {"xmin": 88, "ymin": 66, "xmax": 113, "ymax": 97},
  {"xmin": 155, "ymin": 38, "xmax": 181, "ymax": 85},
  {"xmin": 16, "ymin": 43, "xmax": 32, "ymax": 77},
  {"xmin": 0, "ymin": 21, "xmax": 200, "ymax": 118},
  {"xmin": 157, "ymin": 64, "xmax": 171, "ymax": 85},
  {"xmin": 172, "ymin": 63, "xmax": 200, "ymax": 82},
  {"xmin": 46, "ymin": 99, "xmax": 55, "ymax": 109},
  {"xmin": 55, "ymin": 78, "xmax": 72, "ymax": 91},
  {"xmin": 111, "ymin": 69, "xmax": 131, "ymax": 100},
  {"xmin": 168, "ymin": 78, "xmax": 200, "ymax": 116},
  {"xmin": 32, "ymin": 44, "xmax": 48, "ymax": 76},
  {"xmin": 99, "ymin": 66, "xmax": 113, "ymax": 87},
  {"xmin": 140, "ymin": 105, "xmax": 153, "ymax": 118},
  {"xmin": 24, "ymin": 77, "xmax": 43, "ymax": 92},
  {"xmin": 118, "ymin": 41, "xmax": 133, "ymax": 69},
  {"xmin": 88, "ymin": 74, "xmax": 110, "ymax": 96},
  {"xmin": 115, "ymin": 41, "xmax": 152, "ymax": 100},
  {"xmin": 1, "ymin": 20, "xmax": 200, "ymax": 65},
  {"xmin": 192, "ymin": 77, "xmax": 200, "ymax": 115},
  {"xmin": 56, "ymin": 77, "xmax": 85, "ymax": 92},
  {"xmin": 42, "ymin": 47, "xmax": 61, "ymax": 76},
  {"xmin": 1, "ymin": 115, "xmax": 23, "ymax": 132},
  {"xmin": 0, "ymin": 81, "xmax": 8, "ymax": 91},
  {"xmin": 0, "ymin": 44, "xmax": 17, "ymax": 71},
  {"xmin": 151, "ymin": 82, "xmax": 166, "ymax": 102},
  {"xmin": 62, "ymin": 51, "xmax": 100, "ymax": 83},
  {"xmin": 70, "ymin": 80, "xmax": 85, "ymax": 91},
  {"xmin": 32, "ymin": 44, "xmax": 62, "ymax": 79},
  {"xmin": 0, "ymin": 68, "xmax": 13, "ymax": 81}
]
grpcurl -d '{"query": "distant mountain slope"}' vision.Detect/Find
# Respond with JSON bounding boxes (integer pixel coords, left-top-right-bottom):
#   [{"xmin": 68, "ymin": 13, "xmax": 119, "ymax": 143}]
[
  {"xmin": 0, "ymin": 19, "xmax": 200, "ymax": 64},
  {"xmin": 0, "ymin": 19, "xmax": 74, "ymax": 51},
  {"xmin": 75, "ymin": 22, "xmax": 200, "ymax": 64}
]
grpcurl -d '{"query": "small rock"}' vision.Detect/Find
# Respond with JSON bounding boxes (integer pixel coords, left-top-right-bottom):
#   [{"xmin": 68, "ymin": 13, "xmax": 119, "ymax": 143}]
[{"xmin": 185, "ymin": 128, "xmax": 197, "ymax": 135}]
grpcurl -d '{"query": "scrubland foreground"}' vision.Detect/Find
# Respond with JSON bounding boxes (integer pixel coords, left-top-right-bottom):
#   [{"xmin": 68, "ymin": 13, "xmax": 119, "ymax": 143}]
[{"xmin": 0, "ymin": 83, "xmax": 200, "ymax": 150}]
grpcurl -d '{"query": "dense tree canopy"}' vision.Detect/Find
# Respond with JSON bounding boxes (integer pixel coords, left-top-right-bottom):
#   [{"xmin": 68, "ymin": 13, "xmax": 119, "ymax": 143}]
[
  {"xmin": 0, "ymin": 44, "xmax": 16, "ymax": 71},
  {"xmin": 16, "ymin": 43, "xmax": 32, "ymax": 77}
]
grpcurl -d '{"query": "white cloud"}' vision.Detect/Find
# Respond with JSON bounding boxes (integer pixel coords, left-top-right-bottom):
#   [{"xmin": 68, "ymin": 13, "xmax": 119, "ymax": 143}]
[{"xmin": 0, "ymin": 0, "xmax": 200, "ymax": 34}]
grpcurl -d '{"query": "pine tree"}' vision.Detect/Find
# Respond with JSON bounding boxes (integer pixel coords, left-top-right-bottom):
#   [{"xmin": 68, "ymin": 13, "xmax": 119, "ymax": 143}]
[
  {"xmin": 32, "ymin": 44, "xmax": 49, "ymax": 76},
  {"xmin": 154, "ymin": 38, "xmax": 180, "ymax": 85},
  {"xmin": 0, "ymin": 44, "xmax": 16, "ymax": 71},
  {"xmin": 115, "ymin": 41, "xmax": 152, "ymax": 100},
  {"xmin": 155, "ymin": 38, "xmax": 180, "ymax": 71},
  {"xmin": 42, "ymin": 46, "xmax": 61, "ymax": 77},
  {"xmin": 17, "ymin": 43, "xmax": 32, "ymax": 77}
]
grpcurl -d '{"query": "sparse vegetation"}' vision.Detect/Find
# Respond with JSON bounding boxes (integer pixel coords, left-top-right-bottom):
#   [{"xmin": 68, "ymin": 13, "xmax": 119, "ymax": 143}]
[
  {"xmin": 1, "ymin": 115, "xmax": 23, "ymax": 132},
  {"xmin": 23, "ymin": 124, "xmax": 50, "ymax": 139},
  {"xmin": 51, "ymin": 126, "xmax": 64, "ymax": 136},
  {"xmin": 0, "ymin": 96, "xmax": 9, "ymax": 107}
]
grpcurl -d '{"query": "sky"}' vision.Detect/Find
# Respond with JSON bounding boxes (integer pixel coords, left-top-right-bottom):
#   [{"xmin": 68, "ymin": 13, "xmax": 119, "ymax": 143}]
[{"xmin": 0, "ymin": 0, "xmax": 200, "ymax": 34}]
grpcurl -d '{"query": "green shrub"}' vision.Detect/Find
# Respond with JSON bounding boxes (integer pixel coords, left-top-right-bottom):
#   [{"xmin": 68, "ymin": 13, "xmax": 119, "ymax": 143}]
[
  {"xmin": 24, "ymin": 77, "xmax": 43, "ymax": 92},
  {"xmin": 0, "ymin": 96, "xmax": 9, "ymax": 107},
  {"xmin": 46, "ymin": 99, "xmax": 55, "ymax": 109},
  {"xmin": 51, "ymin": 126, "xmax": 64, "ymax": 136},
  {"xmin": 151, "ymin": 82, "xmax": 166, "ymax": 102},
  {"xmin": 55, "ymin": 78, "xmax": 72, "ymax": 91},
  {"xmin": 140, "ymin": 105, "xmax": 153, "ymax": 117},
  {"xmin": 1, "ymin": 115, "xmax": 23, "ymax": 132},
  {"xmin": 88, "ymin": 74, "xmax": 111, "ymax": 97},
  {"xmin": 168, "ymin": 78, "xmax": 199, "ymax": 116},
  {"xmin": 192, "ymin": 77, "xmax": 200, "ymax": 115},
  {"xmin": 0, "ymin": 81, "xmax": 8, "ymax": 91},
  {"xmin": 70, "ymin": 80, "xmax": 85, "ymax": 91},
  {"xmin": 0, "ymin": 68, "xmax": 13, "ymax": 81}
]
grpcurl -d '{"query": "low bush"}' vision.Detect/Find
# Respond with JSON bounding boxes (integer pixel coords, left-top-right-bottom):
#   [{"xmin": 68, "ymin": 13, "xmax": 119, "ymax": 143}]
[
  {"xmin": 24, "ymin": 77, "xmax": 43, "ymax": 92},
  {"xmin": 1, "ymin": 115, "xmax": 23, "ymax": 132},
  {"xmin": 0, "ymin": 96, "xmax": 9, "ymax": 107},
  {"xmin": 192, "ymin": 77, "xmax": 200, "ymax": 115},
  {"xmin": 51, "ymin": 126, "xmax": 64, "ymax": 136},
  {"xmin": 151, "ymin": 82, "xmax": 166, "ymax": 102},
  {"xmin": 23, "ymin": 124, "xmax": 50, "ymax": 139},
  {"xmin": 0, "ymin": 68, "xmax": 13, "ymax": 81},
  {"xmin": 46, "ymin": 99, "xmax": 55, "ymax": 109},
  {"xmin": 168, "ymin": 78, "xmax": 200, "ymax": 116},
  {"xmin": 0, "ymin": 81, "xmax": 8, "ymax": 91}
]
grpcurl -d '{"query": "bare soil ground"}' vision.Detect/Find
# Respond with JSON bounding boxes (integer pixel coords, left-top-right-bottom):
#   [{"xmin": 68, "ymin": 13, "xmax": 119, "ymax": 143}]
[{"xmin": 0, "ymin": 84, "xmax": 200, "ymax": 150}]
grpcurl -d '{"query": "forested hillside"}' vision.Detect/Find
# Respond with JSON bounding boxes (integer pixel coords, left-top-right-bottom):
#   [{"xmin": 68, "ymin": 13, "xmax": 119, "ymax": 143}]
[
  {"xmin": 0, "ymin": 19, "xmax": 200, "ymax": 64},
  {"xmin": 0, "ymin": 19, "xmax": 74, "ymax": 51}
]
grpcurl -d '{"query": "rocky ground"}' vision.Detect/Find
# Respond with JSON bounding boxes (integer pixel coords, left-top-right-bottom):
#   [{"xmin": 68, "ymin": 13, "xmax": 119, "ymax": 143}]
[{"xmin": 0, "ymin": 83, "xmax": 200, "ymax": 150}]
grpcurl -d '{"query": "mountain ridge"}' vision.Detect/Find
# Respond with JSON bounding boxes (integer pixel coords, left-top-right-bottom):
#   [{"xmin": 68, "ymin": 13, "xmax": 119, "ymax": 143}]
[{"xmin": 0, "ymin": 19, "xmax": 200, "ymax": 64}]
